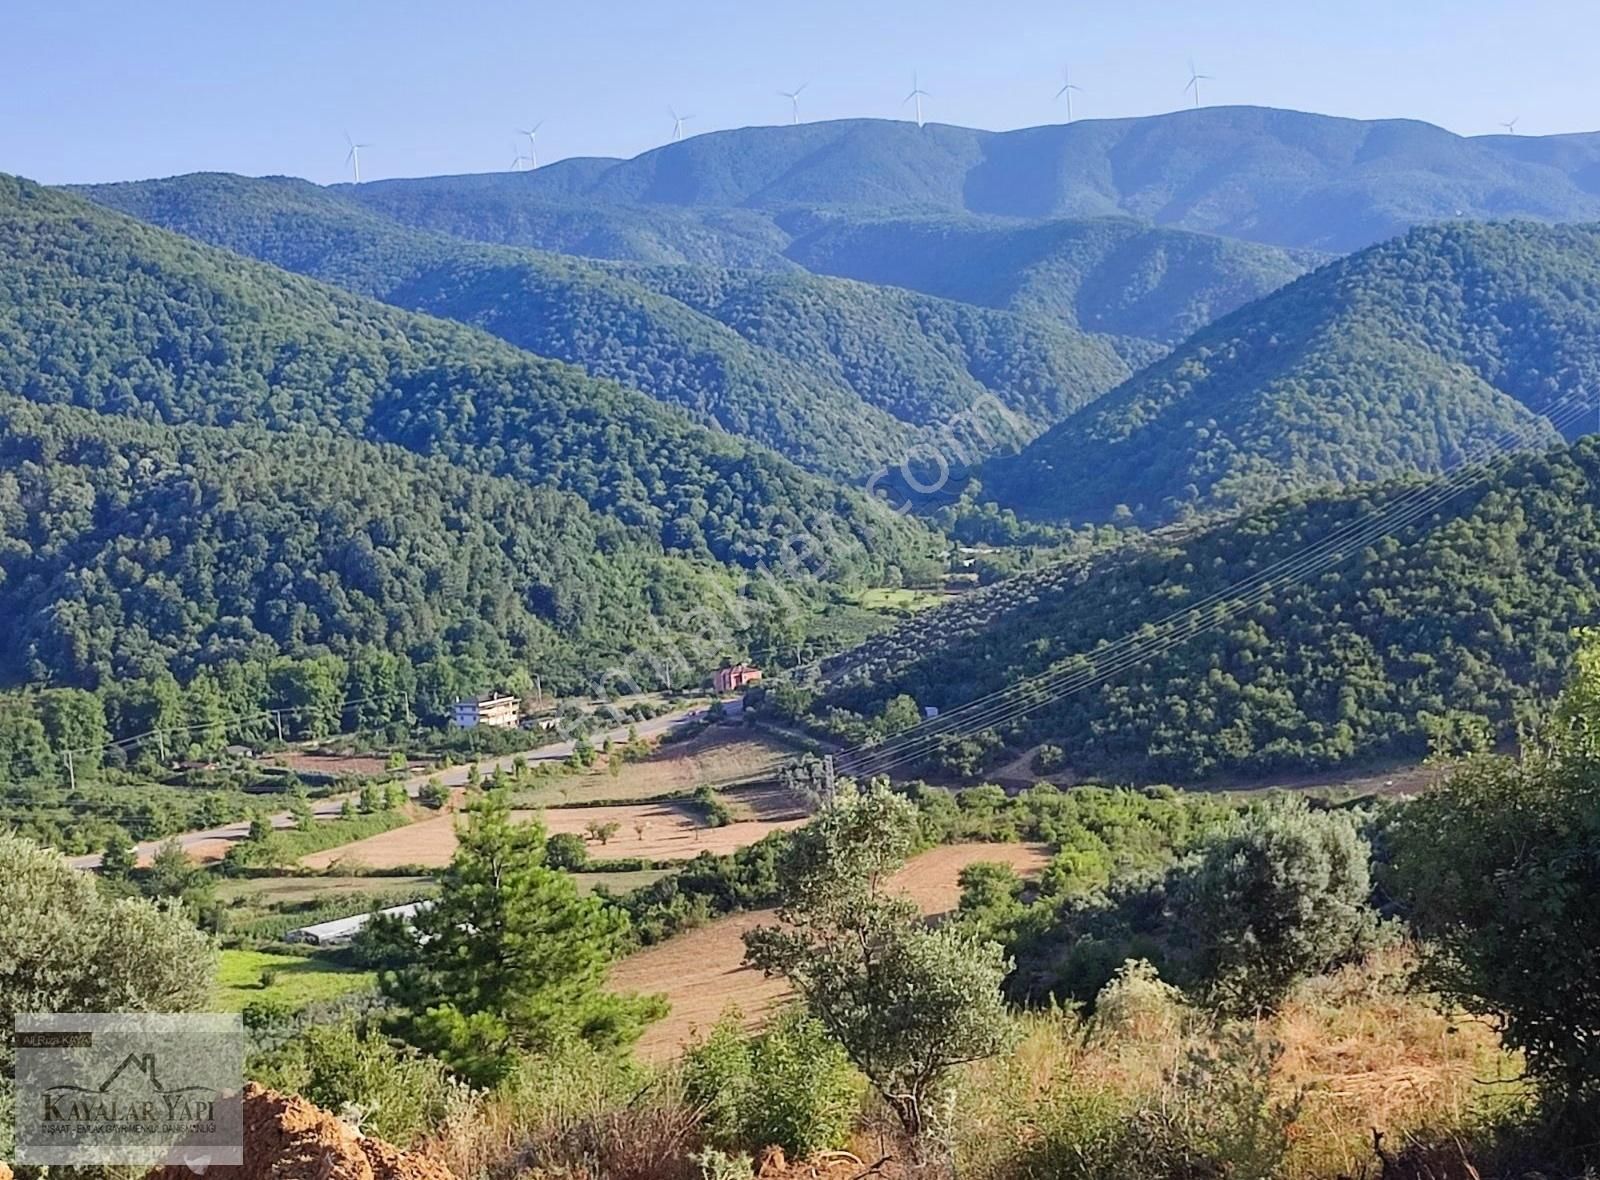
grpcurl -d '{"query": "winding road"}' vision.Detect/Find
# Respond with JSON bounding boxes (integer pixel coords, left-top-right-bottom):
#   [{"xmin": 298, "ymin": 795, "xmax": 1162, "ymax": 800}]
[{"xmin": 68, "ymin": 702, "xmax": 712, "ymax": 870}]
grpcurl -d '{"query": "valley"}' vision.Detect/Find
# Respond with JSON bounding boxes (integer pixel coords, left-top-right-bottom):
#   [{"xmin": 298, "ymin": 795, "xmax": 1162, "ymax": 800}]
[{"xmin": 5, "ymin": 47, "xmax": 1600, "ymax": 1178}]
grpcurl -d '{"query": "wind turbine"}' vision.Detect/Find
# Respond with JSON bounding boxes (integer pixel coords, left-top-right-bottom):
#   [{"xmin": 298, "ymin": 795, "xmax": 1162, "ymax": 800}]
[
  {"xmin": 1184, "ymin": 60, "xmax": 1213, "ymax": 109},
  {"xmin": 779, "ymin": 83, "xmax": 808, "ymax": 125},
  {"xmin": 1501, "ymin": 116, "xmax": 1520, "ymax": 134},
  {"xmin": 343, "ymin": 132, "xmax": 371, "ymax": 183},
  {"xmin": 517, "ymin": 121, "xmax": 543, "ymax": 167},
  {"xmin": 669, "ymin": 107, "xmax": 694, "ymax": 142},
  {"xmin": 1054, "ymin": 65, "xmax": 1084, "ymax": 122},
  {"xmin": 509, "ymin": 147, "xmax": 532, "ymax": 171},
  {"xmin": 904, "ymin": 71, "xmax": 929, "ymax": 128}
]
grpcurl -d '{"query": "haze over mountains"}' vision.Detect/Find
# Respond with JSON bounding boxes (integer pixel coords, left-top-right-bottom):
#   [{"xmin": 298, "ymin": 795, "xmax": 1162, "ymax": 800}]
[{"xmin": 341, "ymin": 107, "xmax": 1600, "ymax": 252}]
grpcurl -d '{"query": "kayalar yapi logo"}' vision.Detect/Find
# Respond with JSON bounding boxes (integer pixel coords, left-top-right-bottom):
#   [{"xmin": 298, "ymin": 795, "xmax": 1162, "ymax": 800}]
[{"xmin": 41, "ymin": 1051, "xmax": 220, "ymax": 1125}]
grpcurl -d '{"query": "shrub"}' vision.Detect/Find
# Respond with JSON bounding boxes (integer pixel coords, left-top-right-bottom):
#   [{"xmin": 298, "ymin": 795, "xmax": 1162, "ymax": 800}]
[
  {"xmin": 1387, "ymin": 662, "xmax": 1600, "ymax": 1121},
  {"xmin": 1091, "ymin": 959, "xmax": 1188, "ymax": 1043},
  {"xmin": 744, "ymin": 780, "xmax": 1015, "ymax": 1148},
  {"xmin": 692, "ymin": 784, "xmax": 733, "ymax": 828},
  {"xmin": 252, "ymin": 1020, "xmax": 462, "ymax": 1146},
  {"xmin": 545, "ymin": 830, "xmax": 591, "ymax": 870},
  {"xmin": 683, "ymin": 1009, "xmax": 860, "ymax": 1158}
]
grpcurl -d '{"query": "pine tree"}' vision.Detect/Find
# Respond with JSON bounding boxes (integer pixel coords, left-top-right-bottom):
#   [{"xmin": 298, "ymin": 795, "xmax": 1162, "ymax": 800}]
[{"xmin": 374, "ymin": 792, "xmax": 661, "ymax": 1084}]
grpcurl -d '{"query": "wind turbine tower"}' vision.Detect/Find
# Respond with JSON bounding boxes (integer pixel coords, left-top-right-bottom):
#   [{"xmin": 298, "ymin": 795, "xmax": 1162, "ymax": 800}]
[
  {"xmin": 1185, "ymin": 60, "xmax": 1213, "ymax": 109},
  {"xmin": 1054, "ymin": 65, "xmax": 1083, "ymax": 122},
  {"xmin": 518, "ymin": 121, "xmax": 543, "ymax": 167},
  {"xmin": 904, "ymin": 72, "xmax": 930, "ymax": 128},
  {"xmin": 779, "ymin": 83, "xmax": 808, "ymax": 125},
  {"xmin": 1501, "ymin": 116, "xmax": 1520, "ymax": 134},
  {"xmin": 344, "ymin": 133, "xmax": 371, "ymax": 183}
]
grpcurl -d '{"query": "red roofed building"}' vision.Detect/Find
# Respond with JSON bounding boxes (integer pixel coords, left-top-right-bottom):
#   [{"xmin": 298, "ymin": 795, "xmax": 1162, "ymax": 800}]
[{"xmin": 713, "ymin": 664, "xmax": 763, "ymax": 693}]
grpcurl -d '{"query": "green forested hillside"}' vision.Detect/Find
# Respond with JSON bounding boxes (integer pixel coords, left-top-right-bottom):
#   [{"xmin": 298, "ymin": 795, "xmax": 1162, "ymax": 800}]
[
  {"xmin": 809, "ymin": 438, "xmax": 1600, "ymax": 782},
  {"xmin": 0, "ymin": 397, "xmax": 732, "ymax": 689},
  {"xmin": 780, "ymin": 212, "xmax": 1314, "ymax": 347},
  {"xmin": 982, "ymin": 221, "xmax": 1600, "ymax": 525},
  {"xmin": 346, "ymin": 109, "xmax": 1600, "ymax": 252},
  {"xmin": 613, "ymin": 262, "xmax": 1128, "ymax": 433},
  {"xmin": 81, "ymin": 173, "xmax": 1130, "ymax": 470},
  {"xmin": 0, "ymin": 175, "xmax": 932, "ymax": 576}
]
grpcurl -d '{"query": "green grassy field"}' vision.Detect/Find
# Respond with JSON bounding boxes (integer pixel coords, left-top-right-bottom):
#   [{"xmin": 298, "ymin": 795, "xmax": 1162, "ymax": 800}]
[
  {"xmin": 215, "ymin": 874, "xmax": 433, "ymax": 906},
  {"xmin": 854, "ymin": 587, "xmax": 948, "ymax": 613},
  {"xmin": 214, "ymin": 948, "xmax": 375, "ymax": 1012},
  {"xmin": 575, "ymin": 868, "xmax": 670, "ymax": 895}
]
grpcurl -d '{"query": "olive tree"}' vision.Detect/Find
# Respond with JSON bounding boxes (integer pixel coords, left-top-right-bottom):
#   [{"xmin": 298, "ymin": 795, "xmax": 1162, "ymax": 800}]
[
  {"xmin": 743, "ymin": 780, "xmax": 1014, "ymax": 1148},
  {"xmin": 1, "ymin": 833, "xmax": 214, "ymax": 1157},
  {"xmin": 1171, "ymin": 799, "xmax": 1379, "ymax": 1015},
  {"xmin": 1387, "ymin": 637, "xmax": 1600, "ymax": 1121}
]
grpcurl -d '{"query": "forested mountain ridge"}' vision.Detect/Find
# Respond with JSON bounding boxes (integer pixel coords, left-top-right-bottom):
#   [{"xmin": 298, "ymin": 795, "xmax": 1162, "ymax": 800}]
[
  {"xmin": 778, "ymin": 211, "xmax": 1317, "ymax": 349},
  {"xmin": 810, "ymin": 436, "xmax": 1600, "ymax": 782},
  {"xmin": 610, "ymin": 261, "xmax": 1129, "ymax": 430},
  {"xmin": 343, "ymin": 108, "xmax": 1600, "ymax": 252},
  {"xmin": 0, "ymin": 175, "xmax": 933, "ymax": 577},
  {"xmin": 0, "ymin": 396, "xmax": 732, "ymax": 690},
  {"xmin": 982, "ymin": 220, "xmax": 1600, "ymax": 525},
  {"xmin": 78, "ymin": 172, "xmax": 1131, "ymax": 467}
]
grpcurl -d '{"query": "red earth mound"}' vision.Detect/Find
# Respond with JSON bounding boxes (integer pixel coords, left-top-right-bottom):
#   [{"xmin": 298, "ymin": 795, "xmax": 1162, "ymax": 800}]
[{"xmin": 144, "ymin": 1082, "xmax": 455, "ymax": 1180}]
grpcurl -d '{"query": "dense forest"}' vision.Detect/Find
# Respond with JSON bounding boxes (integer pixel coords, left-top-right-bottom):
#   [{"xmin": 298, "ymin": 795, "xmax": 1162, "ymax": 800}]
[
  {"xmin": 342, "ymin": 109, "xmax": 1600, "ymax": 251},
  {"xmin": 0, "ymin": 396, "xmax": 744, "ymax": 688},
  {"xmin": 780, "ymin": 210, "xmax": 1313, "ymax": 346},
  {"xmin": 82, "ymin": 173, "xmax": 1131, "ymax": 471},
  {"xmin": 0, "ymin": 175, "xmax": 933, "ymax": 577},
  {"xmin": 981, "ymin": 221, "xmax": 1600, "ymax": 525},
  {"xmin": 807, "ymin": 437, "xmax": 1600, "ymax": 781}
]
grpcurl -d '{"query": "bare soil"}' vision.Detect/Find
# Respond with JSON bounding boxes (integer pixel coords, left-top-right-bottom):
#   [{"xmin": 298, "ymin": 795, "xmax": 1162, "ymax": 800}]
[
  {"xmin": 614, "ymin": 842, "xmax": 1052, "ymax": 1061},
  {"xmin": 299, "ymin": 786, "xmax": 807, "ymax": 871}
]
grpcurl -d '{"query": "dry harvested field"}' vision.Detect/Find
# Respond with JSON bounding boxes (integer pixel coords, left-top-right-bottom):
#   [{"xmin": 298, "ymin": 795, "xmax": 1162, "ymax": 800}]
[
  {"xmin": 300, "ymin": 784, "xmax": 808, "ymax": 870},
  {"xmin": 615, "ymin": 841, "xmax": 1052, "ymax": 1062},
  {"xmin": 215, "ymin": 875, "xmax": 433, "ymax": 905},
  {"xmin": 260, "ymin": 751, "xmax": 418, "ymax": 777},
  {"xmin": 516, "ymin": 726, "xmax": 797, "ymax": 807}
]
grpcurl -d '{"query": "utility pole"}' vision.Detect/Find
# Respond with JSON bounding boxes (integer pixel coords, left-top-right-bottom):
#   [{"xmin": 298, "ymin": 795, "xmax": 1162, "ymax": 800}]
[
  {"xmin": 822, "ymin": 754, "xmax": 836, "ymax": 804},
  {"xmin": 273, "ymin": 710, "xmax": 284, "ymax": 742},
  {"xmin": 63, "ymin": 748, "xmax": 75, "ymax": 791}
]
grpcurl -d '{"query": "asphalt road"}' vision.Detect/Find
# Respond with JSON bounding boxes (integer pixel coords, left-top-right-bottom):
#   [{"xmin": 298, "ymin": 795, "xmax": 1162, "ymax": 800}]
[{"xmin": 67, "ymin": 702, "xmax": 710, "ymax": 871}]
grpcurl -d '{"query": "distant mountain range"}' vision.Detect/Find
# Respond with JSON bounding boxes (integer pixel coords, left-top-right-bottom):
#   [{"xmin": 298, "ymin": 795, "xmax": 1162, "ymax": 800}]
[
  {"xmin": 340, "ymin": 108, "xmax": 1600, "ymax": 253},
  {"xmin": 982, "ymin": 220, "xmax": 1600, "ymax": 524},
  {"xmin": 77, "ymin": 173, "xmax": 1136, "ymax": 476}
]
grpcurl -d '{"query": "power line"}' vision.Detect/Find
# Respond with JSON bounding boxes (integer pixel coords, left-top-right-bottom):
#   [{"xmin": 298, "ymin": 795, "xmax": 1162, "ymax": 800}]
[{"xmin": 835, "ymin": 395, "xmax": 1595, "ymax": 778}]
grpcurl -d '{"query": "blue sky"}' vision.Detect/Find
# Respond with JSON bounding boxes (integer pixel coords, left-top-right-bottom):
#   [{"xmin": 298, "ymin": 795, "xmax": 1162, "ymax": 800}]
[{"xmin": 3, "ymin": 0, "xmax": 1593, "ymax": 185}]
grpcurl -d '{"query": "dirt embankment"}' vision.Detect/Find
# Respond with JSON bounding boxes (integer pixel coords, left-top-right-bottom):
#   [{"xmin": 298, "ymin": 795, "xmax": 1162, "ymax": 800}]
[{"xmin": 144, "ymin": 1083, "xmax": 455, "ymax": 1180}]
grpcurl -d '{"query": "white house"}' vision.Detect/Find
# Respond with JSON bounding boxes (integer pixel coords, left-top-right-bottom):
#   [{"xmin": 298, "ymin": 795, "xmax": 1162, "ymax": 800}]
[{"xmin": 451, "ymin": 693, "xmax": 521, "ymax": 729}]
